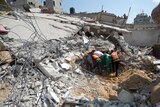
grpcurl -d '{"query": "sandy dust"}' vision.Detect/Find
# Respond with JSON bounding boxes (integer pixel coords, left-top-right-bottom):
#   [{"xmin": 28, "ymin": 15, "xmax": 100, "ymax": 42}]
[{"xmin": 71, "ymin": 69, "xmax": 152, "ymax": 100}]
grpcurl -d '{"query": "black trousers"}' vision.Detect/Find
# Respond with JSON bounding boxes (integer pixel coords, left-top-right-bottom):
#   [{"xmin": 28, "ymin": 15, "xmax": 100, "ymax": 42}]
[{"xmin": 112, "ymin": 61, "xmax": 119, "ymax": 77}]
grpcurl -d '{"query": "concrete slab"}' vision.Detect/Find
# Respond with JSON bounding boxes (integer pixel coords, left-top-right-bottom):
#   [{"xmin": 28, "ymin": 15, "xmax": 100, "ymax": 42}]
[
  {"xmin": 153, "ymin": 60, "xmax": 160, "ymax": 65},
  {"xmin": 35, "ymin": 61, "xmax": 61, "ymax": 79},
  {"xmin": 0, "ymin": 13, "xmax": 81, "ymax": 40}
]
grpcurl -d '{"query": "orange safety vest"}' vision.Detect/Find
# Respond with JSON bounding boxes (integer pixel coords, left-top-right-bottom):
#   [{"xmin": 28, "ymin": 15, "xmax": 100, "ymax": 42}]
[
  {"xmin": 111, "ymin": 52, "xmax": 119, "ymax": 61},
  {"xmin": 92, "ymin": 54, "xmax": 99, "ymax": 60}
]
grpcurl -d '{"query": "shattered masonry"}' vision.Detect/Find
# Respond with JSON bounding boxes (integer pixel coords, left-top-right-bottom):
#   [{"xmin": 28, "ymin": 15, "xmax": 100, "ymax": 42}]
[{"xmin": 0, "ymin": 9, "xmax": 160, "ymax": 107}]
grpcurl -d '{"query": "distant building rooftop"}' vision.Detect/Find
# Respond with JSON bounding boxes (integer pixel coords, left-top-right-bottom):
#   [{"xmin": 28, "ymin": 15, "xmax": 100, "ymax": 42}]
[{"xmin": 134, "ymin": 12, "xmax": 151, "ymax": 24}]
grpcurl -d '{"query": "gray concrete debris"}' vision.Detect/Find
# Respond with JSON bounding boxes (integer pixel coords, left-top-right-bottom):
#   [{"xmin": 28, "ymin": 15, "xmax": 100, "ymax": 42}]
[
  {"xmin": 36, "ymin": 61, "xmax": 61, "ymax": 79},
  {"xmin": 75, "ymin": 68, "xmax": 83, "ymax": 75},
  {"xmin": 47, "ymin": 85, "xmax": 60, "ymax": 103},
  {"xmin": 0, "ymin": 11, "xmax": 158, "ymax": 107},
  {"xmin": 153, "ymin": 60, "xmax": 160, "ymax": 65},
  {"xmin": 60, "ymin": 63, "xmax": 71, "ymax": 70},
  {"xmin": 118, "ymin": 89, "xmax": 134, "ymax": 104}
]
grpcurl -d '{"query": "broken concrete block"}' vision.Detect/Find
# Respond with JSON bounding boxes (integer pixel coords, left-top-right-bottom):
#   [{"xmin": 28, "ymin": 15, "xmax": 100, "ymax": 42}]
[
  {"xmin": 0, "ymin": 51, "xmax": 12, "ymax": 63},
  {"xmin": 47, "ymin": 85, "xmax": 60, "ymax": 103},
  {"xmin": 155, "ymin": 65, "xmax": 160, "ymax": 71},
  {"xmin": 75, "ymin": 68, "xmax": 83, "ymax": 75},
  {"xmin": 53, "ymin": 87, "xmax": 61, "ymax": 94},
  {"xmin": 59, "ymin": 81, "xmax": 65, "ymax": 88},
  {"xmin": 60, "ymin": 63, "xmax": 71, "ymax": 70},
  {"xmin": 50, "ymin": 59, "xmax": 59, "ymax": 69},
  {"xmin": 118, "ymin": 89, "xmax": 134, "ymax": 103},
  {"xmin": 82, "ymin": 36, "xmax": 89, "ymax": 44},
  {"xmin": 1, "ymin": 64, "xmax": 9, "ymax": 70},
  {"xmin": 35, "ymin": 61, "xmax": 61, "ymax": 79},
  {"xmin": 83, "ymin": 26, "xmax": 90, "ymax": 32},
  {"xmin": 35, "ymin": 81, "xmax": 42, "ymax": 87},
  {"xmin": 153, "ymin": 60, "xmax": 160, "ymax": 65}
]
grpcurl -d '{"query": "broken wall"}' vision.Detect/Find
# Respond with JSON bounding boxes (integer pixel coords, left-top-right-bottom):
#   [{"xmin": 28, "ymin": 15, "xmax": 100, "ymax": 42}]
[{"xmin": 124, "ymin": 29, "xmax": 160, "ymax": 46}]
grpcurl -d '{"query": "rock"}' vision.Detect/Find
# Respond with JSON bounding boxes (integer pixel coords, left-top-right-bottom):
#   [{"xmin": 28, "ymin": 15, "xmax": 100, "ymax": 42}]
[
  {"xmin": 123, "ymin": 104, "xmax": 131, "ymax": 107},
  {"xmin": 0, "ymin": 51, "xmax": 12, "ymax": 63},
  {"xmin": 118, "ymin": 89, "xmax": 134, "ymax": 103},
  {"xmin": 35, "ymin": 61, "xmax": 61, "ymax": 79},
  {"xmin": 35, "ymin": 81, "xmax": 42, "ymax": 87},
  {"xmin": 58, "ymin": 81, "xmax": 65, "ymax": 89},
  {"xmin": 139, "ymin": 104, "xmax": 149, "ymax": 107},
  {"xmin": 75, "ymin": 68, "xmax": 83, "ymax": 75},
  {"xmin": 47, "ymin": 85, "xmax": 60, "ymax": 103},
  {"xmin": 83, "ymin": 26, "xmax": 90, "ymax": 32},
  {"xmin": 109, "ymin": 105, "xmax": 118, "ymax": 107},
  {"xmin": 53, "ymin": 87, "xmax": 61, "ymax": 94},
  {"xmin": 112, "ymin": 84, "xmax": 119, "ymax": 90},
  {"xmin": 60, "ymin": 63, "xmax": 71, "ymax": 70},
  {"xmin": 1, "ymin": 64, "xmax": 9, "ymax": 70},
  {"xmin": 103, "ymin": 101, "xmax": 112, "ymax": 107},
  {"xmin": 51, "ymin": 59, "xmax": 59, "ymax": 69},
  {"xmin": 151, "ymin": 83, "xmax": 160, "ymax": 104},
  {"xmin": 21, "ymin": 96, "xmax": 30, "ymax": 102}
]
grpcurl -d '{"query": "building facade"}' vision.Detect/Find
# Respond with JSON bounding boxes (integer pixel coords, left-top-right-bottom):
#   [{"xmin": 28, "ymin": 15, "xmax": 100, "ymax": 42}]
[
  {"xmin": 6, "ymin": 0, "xmax": 41, "ymax": 9},
  {"xmin": 74, "ymin": 12, "xmax": 127, "ymax": 27},
  {"xmin": 125, "ymin": 13, "xmax": 160, "ymax": 46},
  {"xmin": 134, "ymin": 13, "xmax": 152, "ymax": 24},
  {"xmin": 45, "ymin": 0, "xmax": 63, "ymax": 13}
]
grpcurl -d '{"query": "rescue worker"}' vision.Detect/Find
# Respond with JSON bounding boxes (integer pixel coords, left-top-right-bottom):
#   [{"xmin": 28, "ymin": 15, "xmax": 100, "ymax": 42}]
[
  {"xmin": 86, "ymin": 52, "xmax": 93, "ymax": 72},
  {"xmin": 92, "ymin": 50, "xmax": 103, "ymax": 74},
  {"xmin": 98, "ymin": 51, "xmax": 112, "ymax": 75},
  {"xmin": 104, "ymin": 51, "xmax": 112, "ymax": 74},
  {"xmin": 110, "ymin": 50, "xmax": 120, "ymax": 77}
]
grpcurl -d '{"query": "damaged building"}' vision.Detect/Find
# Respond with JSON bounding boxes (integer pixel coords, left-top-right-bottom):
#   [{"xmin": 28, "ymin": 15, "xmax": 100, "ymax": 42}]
[{"xmin": 0, "ymin": 1, "xmax": 160, "ymax": 107}]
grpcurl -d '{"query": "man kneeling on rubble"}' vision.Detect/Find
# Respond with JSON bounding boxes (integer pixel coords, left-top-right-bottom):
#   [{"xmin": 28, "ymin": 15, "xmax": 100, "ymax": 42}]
[
  {"xmin": 110, "ymin": 50, "xmax": 120, "ymax": 77},
  {"xmin": 91, "ymin": 50, "xmax": 112, "ymax": 75}
]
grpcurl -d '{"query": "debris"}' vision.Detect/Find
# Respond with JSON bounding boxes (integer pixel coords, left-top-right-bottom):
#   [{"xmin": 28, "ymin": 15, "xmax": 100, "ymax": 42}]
[
  {"xmin": 118, "ymin": 89, "xmax": 134, "ymax": 103},
  {"xmin": 153, "ymin": 60, "xmax": 160, "ymax": 65},
  {"xmin": 60, "ymin": 63, "xmax": 71, "ymax": 70},
  {"xmin": 0, "ymin": 10, "xmax": 159, "ymax": 107},
  {"xmin": 47, "ymin": 85, "xmax": 60, "ymax": 103},
  {"xmin": 36, "ymin": 61, "xmax": 61, "ymax": 79},
  {"xmin": 75, "ymin": 68, "xmax": 83, "ymax": 75},
  {"xmin": 0, "ymin": 51, "xmax": 12, "ymax": 64},
  {"xmin": 0, "ymin": 25, "xmax": 8, "ymax": 34}
]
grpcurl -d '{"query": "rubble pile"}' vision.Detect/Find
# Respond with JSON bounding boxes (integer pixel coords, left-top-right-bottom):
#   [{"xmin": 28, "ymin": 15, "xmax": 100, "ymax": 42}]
[{"xmin": 0, "ymin": 11, "xmax": 160, "ymax": 107}]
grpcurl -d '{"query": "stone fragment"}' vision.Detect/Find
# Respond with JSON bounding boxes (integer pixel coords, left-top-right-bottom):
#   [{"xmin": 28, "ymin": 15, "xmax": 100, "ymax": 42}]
[
  {"xmin": 0, "ymin": 51, "xmax": 12, "ymax": 63},
  {"xmin": 118, "ymin": 89, "xmax": 134, "ymax": 103},
  {"xmin": 60, "ymin": 63, "xmax": 71, "ymax": 70},
  {"xmin": 47, "ymin": 85, "xmax": 60, "ymax": 103}
]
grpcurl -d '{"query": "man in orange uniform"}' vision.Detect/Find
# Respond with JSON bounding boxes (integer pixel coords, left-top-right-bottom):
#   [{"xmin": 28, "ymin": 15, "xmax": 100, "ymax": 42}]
[{"xmin": 110, "ymin": 50, "xmax": 120, "ymax": 77}]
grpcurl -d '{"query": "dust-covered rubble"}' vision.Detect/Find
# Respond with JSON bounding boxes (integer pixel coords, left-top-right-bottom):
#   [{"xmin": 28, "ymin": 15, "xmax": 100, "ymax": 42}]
[{"xmin": 0, "ymin": 11, "xmax": 160, "ymax": 107}]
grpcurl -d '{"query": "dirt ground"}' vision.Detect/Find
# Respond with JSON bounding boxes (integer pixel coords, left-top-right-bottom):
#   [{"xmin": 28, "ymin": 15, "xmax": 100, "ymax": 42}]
[{"xmin": 71, "ymin": 69, "xmax": 152, "ymax": 100}]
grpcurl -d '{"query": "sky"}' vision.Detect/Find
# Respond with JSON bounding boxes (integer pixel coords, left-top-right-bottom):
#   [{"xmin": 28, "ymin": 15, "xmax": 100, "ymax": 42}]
[{"xmin": 40, "ymin": 0, "xmax": 160, "ymax": 23}]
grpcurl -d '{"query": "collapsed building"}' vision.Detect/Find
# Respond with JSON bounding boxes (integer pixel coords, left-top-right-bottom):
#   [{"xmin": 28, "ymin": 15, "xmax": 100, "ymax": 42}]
[{"xmin": 0, "ymin": 2, "xmax": 160, "ymax": 107}]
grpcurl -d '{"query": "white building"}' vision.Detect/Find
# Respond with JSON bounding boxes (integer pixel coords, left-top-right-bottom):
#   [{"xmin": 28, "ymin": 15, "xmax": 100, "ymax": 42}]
[{"xmin": 45, "ymin": 0, "xmax": 63, "ymax": 13}]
